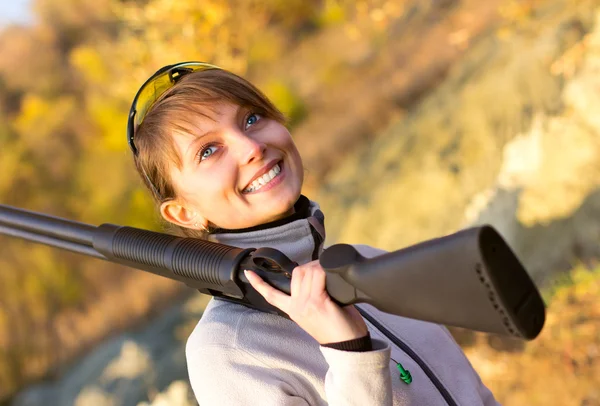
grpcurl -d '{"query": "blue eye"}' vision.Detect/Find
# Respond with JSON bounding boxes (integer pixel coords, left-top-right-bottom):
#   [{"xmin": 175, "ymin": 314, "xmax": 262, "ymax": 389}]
[
  {"xmin": 198, "ymin": 144, "xmax": 218, "ymax": 162},
  {"xmin": 245, "ymin": 113, "xmax": 261, "ymax": 129}
]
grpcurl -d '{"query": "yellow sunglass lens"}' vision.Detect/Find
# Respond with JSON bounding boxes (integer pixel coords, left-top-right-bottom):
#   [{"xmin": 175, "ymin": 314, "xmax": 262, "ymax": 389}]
[
  {"xmin": 135, "ymin": 73, "xmax": 174, "ymax": 126},
  {"xmin": 133, "ymin": 62, "xmax": 220, "ymax": 127}
]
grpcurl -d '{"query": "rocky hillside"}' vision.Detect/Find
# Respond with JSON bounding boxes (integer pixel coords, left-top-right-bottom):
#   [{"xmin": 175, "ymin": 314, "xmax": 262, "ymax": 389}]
[
  {"xmin": 315, "ymin": 0, "xmax": 600, "ymax": 285},
  {"xmin": 11, "ymin": 295, "xmax": 209, "ymax": 406}
]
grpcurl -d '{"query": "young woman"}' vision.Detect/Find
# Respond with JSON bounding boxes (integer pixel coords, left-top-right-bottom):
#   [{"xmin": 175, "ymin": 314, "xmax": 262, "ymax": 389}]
[{"xmin": 127, "ymin": 62, "xmax": 499, "ymax": 405}]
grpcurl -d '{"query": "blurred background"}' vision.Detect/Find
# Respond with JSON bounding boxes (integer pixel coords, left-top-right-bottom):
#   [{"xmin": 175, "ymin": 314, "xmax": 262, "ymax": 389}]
[{"xmin": 0, "ymin": 0, "xmax": 598, "ymax": 404}]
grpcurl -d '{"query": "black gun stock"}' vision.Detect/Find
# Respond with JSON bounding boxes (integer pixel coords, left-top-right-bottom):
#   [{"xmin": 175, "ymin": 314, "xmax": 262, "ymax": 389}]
[
  {"xmin": 320, "ymin": 226, "xmax": 545, "ymax": 340},
  {"xmin": 0, "ymin": 204, "xmax": 545, "ymax": 340}
]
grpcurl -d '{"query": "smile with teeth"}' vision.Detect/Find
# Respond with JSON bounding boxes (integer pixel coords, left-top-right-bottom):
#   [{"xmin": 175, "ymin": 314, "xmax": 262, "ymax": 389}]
[{"xmin": 243, "ymin": 163, "xmax": 282, "ymax": 193}]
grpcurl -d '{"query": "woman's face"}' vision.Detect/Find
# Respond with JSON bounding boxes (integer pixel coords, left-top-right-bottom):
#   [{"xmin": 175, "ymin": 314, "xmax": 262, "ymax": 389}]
[{"xmin": 161, "ymin": 101, "xmax": 304, "ymax": 231}]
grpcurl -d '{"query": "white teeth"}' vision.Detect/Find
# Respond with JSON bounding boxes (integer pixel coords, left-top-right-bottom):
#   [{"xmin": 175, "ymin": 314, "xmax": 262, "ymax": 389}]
[
  {"xmin": 261, "ymin": 172, "xmax": 273, "ymax": 183},
  {"xmin": 243, "ymin": 163, "xmax": 281, "ymax": 193}
]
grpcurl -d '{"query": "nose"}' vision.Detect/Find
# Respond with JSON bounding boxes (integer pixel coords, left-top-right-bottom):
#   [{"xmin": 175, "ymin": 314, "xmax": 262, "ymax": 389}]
[{"xmin": 230, "ymin": 130, "xmax": 266, "ymax": 165}]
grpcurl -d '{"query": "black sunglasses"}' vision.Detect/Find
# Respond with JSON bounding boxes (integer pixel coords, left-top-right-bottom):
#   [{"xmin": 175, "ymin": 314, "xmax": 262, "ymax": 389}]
[{"xmin": 127, "ymin": 61, "xmax": 219, "ymax": 156}]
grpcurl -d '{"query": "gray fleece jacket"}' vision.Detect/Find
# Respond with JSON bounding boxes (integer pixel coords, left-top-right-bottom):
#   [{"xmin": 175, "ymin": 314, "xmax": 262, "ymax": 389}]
[{"xmin": 186, "ymin": 196, "xmax": 499, "ymax": 405}]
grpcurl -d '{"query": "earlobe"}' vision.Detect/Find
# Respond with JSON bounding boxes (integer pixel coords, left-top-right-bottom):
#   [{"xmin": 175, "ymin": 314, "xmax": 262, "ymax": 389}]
[{"xmin": 160, "ymin": 200, "xmax": 205, "ymax": 229}]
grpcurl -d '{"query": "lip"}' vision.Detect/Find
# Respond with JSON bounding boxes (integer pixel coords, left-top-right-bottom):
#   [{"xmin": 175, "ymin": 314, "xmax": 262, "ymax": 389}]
[{"xmin": 242, "ymin": 159, "xmax": 282, "ymax": 192}]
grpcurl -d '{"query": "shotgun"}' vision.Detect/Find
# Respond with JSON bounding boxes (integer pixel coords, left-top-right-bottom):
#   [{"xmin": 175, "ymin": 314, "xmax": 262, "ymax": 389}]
[{"xmin": 0, "ymin": 203, "xmax": 545, "ymax": 340}]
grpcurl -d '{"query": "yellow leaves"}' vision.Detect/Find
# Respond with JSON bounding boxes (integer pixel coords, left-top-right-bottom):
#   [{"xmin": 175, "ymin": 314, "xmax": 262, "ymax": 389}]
[
  {"xmin": 126, "ymin": 188, "xmax": 157, "ymax": 230},
  {"xmin": 13, "ymin": 94, "xmax": 75, "ymax": 145},
  {"xmin": 111, "ymin": 0, "xmax": 235, "ymax": 62},
  {"xmin": 498, "ymin": 0, "xmax": 537, "ymax": 23},
  {"xmin": 14, "ymin": 95, "xmax": 47, "ymax": 138},
  {"xmin": 117, "ymin": 0, "xmax": 228, "ymax": 27},
  {"xmin": 261, "ymin": 80, "xmax": 307, "ymax": 127},
  {"xmin": 549, "ymin": 264, "xmax": 600, "ymax": 303},
  {"xmin": 0, "ymin": 123, "xmax": 26, "ymax": 197},
  {"xmin": 318, "ymin": 0, "xmax": 346, "ymax": 27},
  {"xmin": 105, "ymin": 0, "xmax": 255, "ymax": 99},
  {"xmin": 0, "ymin": 141, "xmax": 26, "ymax": 198},
  {"xmin": 0, "ymin": 244, "xmax": 81, "ymax": 318},
  {"xmin": 69, "ymin": 47, "xmax": 126, "ymax": 151},
  {"xmin": 70, "ymin": 46, "xmax": 109, "ymax": 84},
  {"xmin": 496, "ymin": 0, "xmax": 543, "ymax": 41},
  {"xmin": 201, "ymin": 1, "xmax": 229, "ymax": 26},
  {"xmin": 87, "ymin": 95, "xmax": 128, "ymax": 151}
]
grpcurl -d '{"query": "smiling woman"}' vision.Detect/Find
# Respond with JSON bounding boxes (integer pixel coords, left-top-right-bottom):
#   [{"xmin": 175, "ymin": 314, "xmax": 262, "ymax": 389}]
[
  {"xmin": 132, "ymin": 66, "xmax": 303, "ymax": 235},
  {"xmin": 127, "ymin": 62, "xmax": 500, "ymax": 406}
]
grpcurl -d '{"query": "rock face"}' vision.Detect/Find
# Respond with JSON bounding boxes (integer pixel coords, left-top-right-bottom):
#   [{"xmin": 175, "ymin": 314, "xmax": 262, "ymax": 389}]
[
  {"xmin": 11, "ymin": 295, "xmax": 209, "ymax": 406},
  {"xmin": 316, "ymin": 3, "xmax": 600, "ymax": 284}
]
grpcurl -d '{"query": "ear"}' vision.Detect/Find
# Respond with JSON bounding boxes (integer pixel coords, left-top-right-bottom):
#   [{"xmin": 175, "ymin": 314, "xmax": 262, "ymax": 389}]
[{"xmin": 160, "ymin": 200, "xmax": 207, "ymax": 229}]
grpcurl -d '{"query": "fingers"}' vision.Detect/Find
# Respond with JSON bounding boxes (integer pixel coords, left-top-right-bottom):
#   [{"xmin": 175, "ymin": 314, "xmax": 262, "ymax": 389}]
[
  {"xmin": 298, "ymin": 265, "xmax": 313, "ymax": 299},
  {"xmin": 291, "ymin": 261, "xmax": 326, "ymax": 301},
  {"xmin": 245, "ymin": 261, "xmax": 330, "ymax": 320},
  {"xmin": 311, "ymin": 263, "xmax": 327, "ymax": 296},
  {"xmin": 291, "ymin": 265, "xmax": 305, "ymax": 297},
  {"xmin": 244, "ymin": 270, "xmax": 291, "ymax": 312},
  {"xmin": 248, "ymin": 262, "xmax": 368, "ymax": 344}
]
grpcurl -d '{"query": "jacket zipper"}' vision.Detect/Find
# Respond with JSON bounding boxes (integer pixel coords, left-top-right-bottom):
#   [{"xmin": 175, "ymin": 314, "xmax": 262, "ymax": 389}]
[{"xmin": 356, "ymin": 307, "xmax": 458, "ymax": 406}]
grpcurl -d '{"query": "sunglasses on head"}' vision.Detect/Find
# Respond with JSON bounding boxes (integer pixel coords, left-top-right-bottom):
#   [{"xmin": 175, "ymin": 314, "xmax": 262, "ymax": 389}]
[{"xmin": 127, "ymin": 61, "xmax": 220, "ymax": 156}]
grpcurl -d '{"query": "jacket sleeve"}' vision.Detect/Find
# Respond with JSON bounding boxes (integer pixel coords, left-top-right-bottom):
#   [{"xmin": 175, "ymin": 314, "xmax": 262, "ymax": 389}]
[
  {"xmin": 320, "ymin": 338, "xmax": 393, "ymax": 406},
  {"xmin": 187, "ymin": 342, "xmax": 393, "ymax": 406}
]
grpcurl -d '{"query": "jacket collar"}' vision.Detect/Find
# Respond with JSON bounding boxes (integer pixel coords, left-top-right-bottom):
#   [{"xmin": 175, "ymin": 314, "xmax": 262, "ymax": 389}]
[{"xmin": 209, "ymin": 195, "xmax": 326, "ymax": 265}]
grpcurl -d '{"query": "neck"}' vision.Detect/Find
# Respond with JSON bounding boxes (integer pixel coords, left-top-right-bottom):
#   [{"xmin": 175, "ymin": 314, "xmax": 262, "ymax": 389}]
[
  {"xmin": 209, "ymin": 195, "xmax": 326, "ymax": 265},
  {"xmin": 212, "ymin": 195, "xmax": 311, "ymax": 234}
]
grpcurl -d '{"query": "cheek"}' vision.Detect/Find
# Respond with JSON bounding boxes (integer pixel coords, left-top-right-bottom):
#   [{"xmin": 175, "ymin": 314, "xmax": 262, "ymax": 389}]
[
  {"xmin": 181, "ymin": 167, "xmax": 231, "ymax": 197},
  {"xmin": 267, "ymin": 125, "xmax": 302, "ymax": 165},
  {"xmin": 283, "ymin": 138, "xmax": 303, "ymax": 174},
  {"xmin": 169, "ymin": 167, "xmax": 211, "ymax": 204}
]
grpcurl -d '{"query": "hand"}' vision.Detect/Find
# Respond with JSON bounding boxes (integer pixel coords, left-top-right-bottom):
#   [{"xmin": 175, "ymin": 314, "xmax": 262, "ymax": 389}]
[{"xmin": 244, "ymin": 260, "xmax": 368, "ymax": 345}]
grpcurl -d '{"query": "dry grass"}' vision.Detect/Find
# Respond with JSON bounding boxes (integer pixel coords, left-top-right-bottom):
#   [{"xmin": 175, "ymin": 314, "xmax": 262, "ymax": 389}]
[{"xmin": 463, "ymin": 265, "xmax": 600, "ymax": 406}]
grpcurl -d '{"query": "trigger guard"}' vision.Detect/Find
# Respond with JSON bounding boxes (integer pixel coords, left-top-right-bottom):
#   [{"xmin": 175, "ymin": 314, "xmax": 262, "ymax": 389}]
[{"xmin": 251, "ymin": 248, "xmax": 298, "ymax": 273}]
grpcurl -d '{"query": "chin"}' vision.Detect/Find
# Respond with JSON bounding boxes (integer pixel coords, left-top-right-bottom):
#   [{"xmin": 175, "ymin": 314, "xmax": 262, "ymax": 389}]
[{"xmin": 265, "ymin": 193, "xmax": 299, "ymax": 221}]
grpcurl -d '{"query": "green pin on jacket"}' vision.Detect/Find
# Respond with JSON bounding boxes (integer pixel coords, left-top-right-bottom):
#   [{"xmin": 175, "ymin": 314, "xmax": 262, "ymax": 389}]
[{"xmin": 395, "ymin": 362, "xmax": 412, "ymax": 384}]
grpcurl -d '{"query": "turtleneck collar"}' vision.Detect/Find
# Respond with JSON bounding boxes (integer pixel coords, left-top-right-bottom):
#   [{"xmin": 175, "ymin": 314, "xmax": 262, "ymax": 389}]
[
  {"xmin": 208, "ymin": 194, "xmax": 326, "ymax": 265},
  {"xmin": 212, "ymin": 195, "xmax": 313, "ymax": 234}
]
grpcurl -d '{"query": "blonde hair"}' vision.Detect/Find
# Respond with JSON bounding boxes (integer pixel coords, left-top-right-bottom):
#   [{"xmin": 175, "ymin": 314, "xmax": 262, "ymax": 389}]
[{"xmin": 133, "ymin": 68, "xmax": 286, "ymax": 238}]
